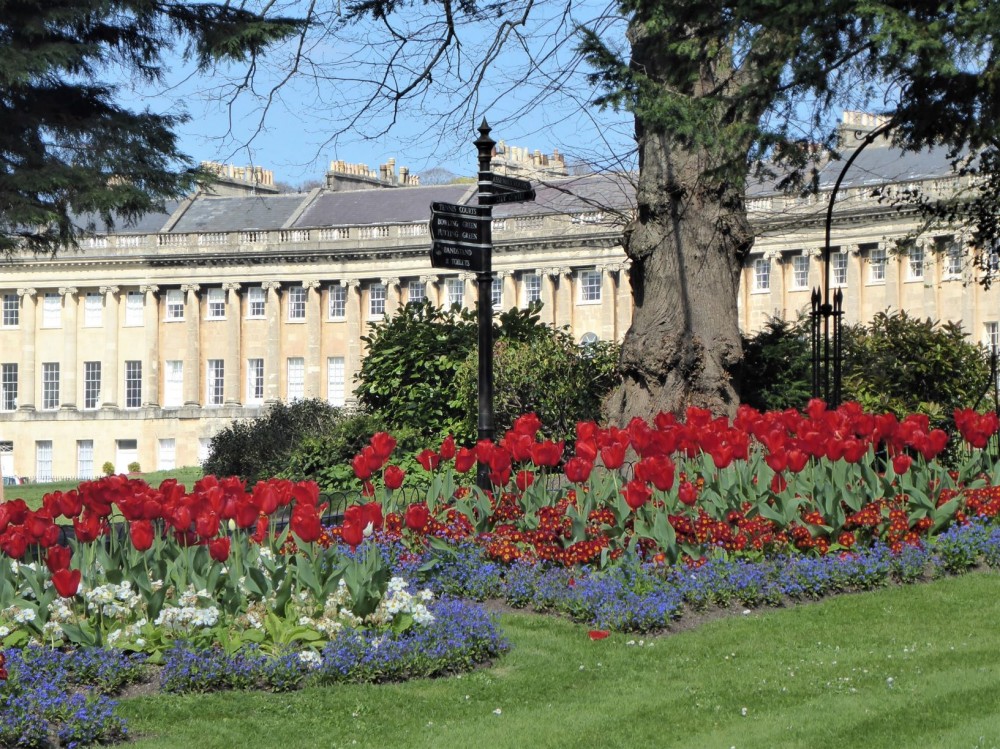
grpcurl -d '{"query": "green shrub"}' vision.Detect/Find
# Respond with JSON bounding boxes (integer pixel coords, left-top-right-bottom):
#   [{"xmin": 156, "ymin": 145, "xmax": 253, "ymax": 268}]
[
  {"xmin": 454, "ymin": 332, "xmax": 620, "ymax": 444},
  {"xmin": 127, "ymin": 461, "xmax": 141, "ymax": 474},
  {"xmin": 202, "ymin": 399, "xmax": 341, "ymax": 484},
  {"xmin": 101, "ymin": 461, "xmax": 115, "ymax": 477},
  {"xmin": 737, "ymin": 311, "xmax": 993, "ymax": 421}
]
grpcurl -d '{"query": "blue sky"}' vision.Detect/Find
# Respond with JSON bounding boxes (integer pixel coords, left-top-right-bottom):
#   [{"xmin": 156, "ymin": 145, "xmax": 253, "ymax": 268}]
[{"xmin": 126, "ymin": 1, "xmax": 636, "ymax": 187}]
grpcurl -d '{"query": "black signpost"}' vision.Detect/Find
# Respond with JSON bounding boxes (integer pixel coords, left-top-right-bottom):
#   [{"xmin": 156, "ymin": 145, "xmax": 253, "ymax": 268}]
[{"xmin": 430, "ymin": 119, "xmax": 535, "ymax": 490}]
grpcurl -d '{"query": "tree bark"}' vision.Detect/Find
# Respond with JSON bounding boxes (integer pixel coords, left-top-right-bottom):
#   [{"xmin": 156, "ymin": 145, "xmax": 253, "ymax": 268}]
[{"xmin": 605, "ymin": 20, "xmax": 756, "ymax": 424}]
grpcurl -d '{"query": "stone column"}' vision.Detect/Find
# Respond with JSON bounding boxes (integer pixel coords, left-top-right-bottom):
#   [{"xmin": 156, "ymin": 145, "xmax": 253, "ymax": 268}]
[
  {"xmin": 59, "ymin": 287, "xmax": 78, "ymax": 409},
  {"xmin": 539, "ymin": 268, "xmax": 558, "ymax": 325},
  {"xmin": 181, "ymin": 284, "xmax": 201, "ymax": 406},
  {"xmin": 382, "ymin": 277, "xmax": 401, "ymax": 317},
  {"xmin": 345, "ymin": 280, "xmax": 362, "ymax": 404},
  {"xmin": 461, "ymin": 273, "xmax": 477, "ymax": 310},
  {"xmin": 223, "ymin": 282, "xmax": 241, "ymax": 405},
  {"xmin": 764, "ymin": 249, "xmax": 785, "ymax": 319},
  {"xmin": 16, "ymin": 288, "xmax": 36, "ymax": 411},
  {"xmin": 304, "ymin": 280, "xmax": 322, "ymax": 398},
  {"xmin": 141, "ymin": 285, "xmax": 160, "ymax": 407},
  {"xmin": 845, "ymin": 244, "xmax": 863, "ymax": 324},
  {"xmin": 499, "ymin": 270, "xmax": 516, "ymax": 311},
  {"xmin": 262, "ymin": 281, "xmax": 282, "ymax": 403},
  {"xmin": 598, "ymin": 265, "xmax": 618, "ymax": 340},
  {"xmin": 555, "ymin": 267, "xmax": 573, "ymax": 329},
  {"xmin": 100, "ymin": 287, "xmax": 119, "ymax": 408},
  {"xmin": 419, "ymin": 275, "xmax": 438, "ymax": 307},
  {"xmin": 616, "ymin": 260, "xmax": 632, "ymax": 341}
]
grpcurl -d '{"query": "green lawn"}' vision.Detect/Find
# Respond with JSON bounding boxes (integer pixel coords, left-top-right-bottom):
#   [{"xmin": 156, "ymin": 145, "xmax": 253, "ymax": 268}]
[
  {"xmin": 119, "ymin": 572, "xmax": 1000, "ymax": 749},
  {"xmin": 5, "ymin": 467, "xmax": 204, "ymax": 510}
]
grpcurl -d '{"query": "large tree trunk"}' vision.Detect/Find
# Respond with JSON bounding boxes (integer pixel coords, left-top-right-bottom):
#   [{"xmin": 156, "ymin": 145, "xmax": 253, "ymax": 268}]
[{"xmin": 605, "ymin": 20, "xmax": 757, "ymax": 425}]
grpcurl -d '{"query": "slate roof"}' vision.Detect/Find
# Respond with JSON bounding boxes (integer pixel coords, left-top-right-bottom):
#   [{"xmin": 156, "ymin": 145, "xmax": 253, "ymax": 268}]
[
  {"xmin": 490, "ymin": 172, "xmax": 637, "ymax": 217},
  {"xmin": 170, "ymin": 194, "xmax": 306, "ymax": 232},
  {"xmin": 70, "ymin": 201, "xmax": 179, "ymax": 235},
  {"xmin": 293, "ymin": 184, "xmax": 473, "ymax": 228}
]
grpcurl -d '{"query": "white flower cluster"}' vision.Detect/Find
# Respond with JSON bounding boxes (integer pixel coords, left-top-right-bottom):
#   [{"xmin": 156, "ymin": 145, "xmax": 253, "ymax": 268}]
[
  {"xmin": 365, "ymin": 576, "xmax": 435, "ymax": 628},
  {"xmin": 154, "ymin": 585, "xmax": 220, "ymax": 631},
  {"xmin": 3, "ymin": 605, "xmax": 36, "ymax": 624},
  {"xmin": 106, "ymin": 619, "xmax": 148, "ymax": 646},
  {"xmin": 298, "ymin": 650, "xmax": 322, "ymax": 669},
  {"xmin": 85, "ymin": 581, "xmax": 143, "ymax": 619},
  {"xmin": 311, "ymin": 580, "xmax": 362, "ymax": 636},
  {"xmin": 155, "ymin": 604, "xmax": 220, "ymax": 631}
]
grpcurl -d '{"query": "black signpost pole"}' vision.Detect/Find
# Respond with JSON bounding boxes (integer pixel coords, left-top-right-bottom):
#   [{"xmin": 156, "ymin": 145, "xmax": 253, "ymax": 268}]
[{"xmin": 473, "ymin": 120, "xmax": 496, "ymax": 492}]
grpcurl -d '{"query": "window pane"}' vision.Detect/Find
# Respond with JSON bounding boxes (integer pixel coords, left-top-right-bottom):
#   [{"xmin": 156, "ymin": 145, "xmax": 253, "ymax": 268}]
[
  {"xmin": 287, "ymin": 357, "xmax": 304, "ymax": 401},
  {"xmin": 125, "ymin": 360, "xmax": 142, "ymax": 408},
  {"xmin": 158, "ymin": 439, "xmax": 176, "ymax": 471},
  {"xmin": 288, "ymin": 286, "xmax": 307, "ymax": 320},
  {"xmin": 77, "ymin": 440, "xmax": 94, "ymax": 480},
  {"xmin": 84, "ymin": 361, "xmax": 101, "ymax": 409},
  {"xmin": 2, "ymin": 294, "xmax": 19, "ymax": 327},
  {"xmin": 166, "ymin": 290, "xmax": 185, "ymax": 320},
  {"xmin": 327, "ymin": 357, "xmax": 345, "ymax": 407},
  {"xmin": 407, "ymin": 280, "xmax": 425, "ymax": 306},
  {"xmin": 36, "ymin": 440, "xmax": 53, "ymax": 482},
  {"xmin": 125, "ymin": 292, "xmax": 144, "ymax": 326},
  {"xmin": 1, "ymin": 363, "xmax": 17, "ymax": 411},
  {"xmin": 84, "ymin": 293, "xmax": 102, "ymax": 326},
  {"xmin": 42, "ymin": 362, "xmax": 59, "ymax": 410},
  {"xmin": 579, "ymin": 270, "xmax": 602, "ymax": 302},
  {"xmin": 247, "ymin": 286, "xmax": 266, "ymax": 318},
  {"xmin": 42, "ymin": 293, "xmax": 61, "ymax": 327},
  {"xmin": 328, "ymin": 284, "xmax": 347, "ymax": 318},
  {"xmin": 164, "ymin": 360, "xmax": 183, "ymax": 407},
  {"xmin": 523, "ymin": 274, "xmax": 541, "ymax": 305},
  {"xmin": 247, "ymin": 358, "xmax": 264, "ymax": 404},
  {"xmin": 369, "ymin": 283, "xmax": 386, "ymax": 317},
  {"xmin": 207, "ymin": 288, "xmax": 226, "ymax": 319},
  {"xmin": 206, "ymin": 359, "xmax": 224, "ymax": 406}
]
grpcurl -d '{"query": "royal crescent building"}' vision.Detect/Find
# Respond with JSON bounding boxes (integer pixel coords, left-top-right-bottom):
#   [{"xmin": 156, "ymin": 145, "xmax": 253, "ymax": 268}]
[{"xmin": 1, "ymin": 111, "xmax": 997, "ymax": 480}]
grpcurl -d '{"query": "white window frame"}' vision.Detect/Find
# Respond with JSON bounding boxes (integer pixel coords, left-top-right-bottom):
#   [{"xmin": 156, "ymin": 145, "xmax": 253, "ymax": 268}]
[
  {"xmin": 942, "ymin": 237, "xmax": 962, "ymax": 278},
  {"xmin": 286, "ymin": 357, "xmax": 305, "ymax": 401},
  {"xmin": 165, "ymin": 289, "xmax": 185, "ymax": 321},
  {"xmin": 752, "ymin": 257, "xmax": 771, "ymax": 292},
  {"xmin": 327, "ymin": 356, "xmax": 345, "ymax": 407},
  {"xmin": 124, "ymin": 360, "xmax": 142, "ymax": 409},
  {"xmin": 491, "ymin": 277, "xmax": 503, "ymax": 309},
  {"xmin": 36, "ymin": 440, "xmax": 53, "ymax": 482},
  {"xmin": 83, "ymin": 361, "xmax": 101, "ymax": 410},
  {"xmin": 42, "ymin": 293, "xmax": 61, "ymax": 328},
  {"xmin": 868, "ymin": 245, "xmax": 887, "ymax": 284},
  {"xmin": 206, "ymin": 288, "xmax": 226, "ymax": 320},
  {"xmin": 407, "ymin": 280, "xmax": 426, "ymax": 306},
  {"xmin": 792, "ymin": 254, "xmax": 810, "ymax": 290},
  {"xmin": 206, "ymin": 359, "xmax": 225, "ymax": 406},
  {"xmin": 832, "ymin": 251, "xmax": 848, "ymax": 288},
  {"xmin": 246, "ymin": 358, "xmax": 264, "ymax": 405},
  {"xmin": 77, "ymin": 440, "xmax": 94, "ymax": 480},
  {"xmin": 578, "ymin": 269, "xmax": 602, "ymax": 304},
  {"xmin": 328, "ymin": 284, "xmax": 347, "ymax": 320},
  {"xmin": 522, "ymin": 273, "xmax": 541, "ymax": 306},
  {"xmin": 908, "ymin": 244, "xmax": 924, "ymax": 281},
  {"xmin": 124, "ymin": 291, "xmax": 144, "ymax": 326},
  {"xmin": 41, "ymin": 362, "xmax": 59, "ymax": 410},
  {"xmin": 1, "ymin": 363, "xmax": 17, "ymax": 411},
  {"xmin": 446, "ymin": 278, "xmax": 464, "ymax": 307},
  {"xmin": 158, "ymin": 438, "xmax": 176, "ymax": 471},
  {"xmin": 247, "ymin": 286, "xmax": 266, "ymax": 319},
  {"xmin": 2, "ymin": 294, "xmax": 19, "ymax": 328},
  {"xmin": 164, "ymin": 360, "xmax": 183, "ymax": 408},
  {"xmin": 287, "ymin": 286, "xmax": 307, "ymax": 321},
  {"xmin": 84, "ymin": 293, "xmax": 102, "ymax": 327},
  {"xmin": 368, "ymin": 283, "xmax": 386, "ymax": 319}
]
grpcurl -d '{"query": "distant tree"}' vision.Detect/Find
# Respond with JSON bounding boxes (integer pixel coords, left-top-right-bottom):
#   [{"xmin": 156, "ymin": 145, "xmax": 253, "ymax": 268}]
[{"xmin": 0, "ymin": 0, "xmax": 300, "ymax": 255}]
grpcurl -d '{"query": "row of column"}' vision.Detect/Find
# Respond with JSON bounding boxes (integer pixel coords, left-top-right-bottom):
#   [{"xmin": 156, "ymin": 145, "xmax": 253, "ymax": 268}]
[{"xmin": 11, "ymin": 265, "xmax": 630, "ymax": 412}]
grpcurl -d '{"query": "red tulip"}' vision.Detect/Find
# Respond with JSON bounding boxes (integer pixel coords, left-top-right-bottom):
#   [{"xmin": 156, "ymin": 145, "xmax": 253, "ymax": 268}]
[
  {"xmin": 51, "ymin": 568, "xmax": 81, "ymax": 598},
  {"xmin": 72, "ymin": 512, "xmax": 103, "ymax": 543},
  {"xmin": 892, "ymin": 454, "xmax": 913, "ymax": 475},
  {"xmin": 770, "ymin": 472, "xmax": 787, "ymax": 493},
  {"xmin": 46, "ymin": 544, "xmax": 72, "ymax": 573},
  {"xmin": 251, "ymin": 515, "xmax": 269, "ymax": 544},
  {"xmin": 416, "ymin": 449, "xmax": 440, "ymax": 472},
  {"xmin": 369, "ymin": 432, "xmax": 397, "ymax": 462},
  {"xmin": 352, "ymin": 451, "xmax": 373, "ymax": 481},
  {"xmin": 1, "ymin": 529, "xmax": 27, "ymax": 559},
  {"xmin": 787, "ymin": 449, "xmax": 809, "ymax": 473},
  {"xmin": 564, "ymin": 456, "xmax": 593, "ymax": 484},
  {"xmin": 530, "ymin": 440, "xmax": 564, "ymax": 468},
  {"xmin": 384, "ymin": 465, "xmax": 405, "ymax": 489},
  {"xmin": 600, "ymin": 443, "xmax": 626, "ymax": 470},
  {"xmin": 512, "ymin": 412, "xmax": 542, "ymax": 438},
  {"xmin": 195, "ymin": 511, "xmax": 220, "ymax": 539},
  {"xmin": 209, "ymin": 536, "xmax": 231, "ymax": 563},
  {"xmin": 455, "ymin": 447, "xmax": 477, "ymax": 473},
  {"xmin": 404, "ymin": 503, "xmax": 430, "ymax": 531},
  {"xmin": 440, "ymin": 434, "xmax": 456, "ymax": 460},
  {"xmin": 636, "ymin": 455, "xmax": 675, "ymax": 492},
  {"xmin": 621, "ymin": 479, "xmax": 652, "ymax": 511},
  {"xmin": 290, "ymin": 505, "xmax": 323, "ymax": 543},
  {"xmin": 678, "ymin": 481, "xmax": 698, "ymax": 507},
  {"xmin": 515, "ymin": 470, "xmax": 535, "ymax": 491},
  {"xmin": 130, "ymin": 519, "xmax": 154, "ymax": 551}
]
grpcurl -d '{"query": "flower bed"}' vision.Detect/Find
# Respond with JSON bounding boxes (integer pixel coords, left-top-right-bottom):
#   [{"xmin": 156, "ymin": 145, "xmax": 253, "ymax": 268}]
[{"xmin": 2, "ymin": 400, "xmax": 1000, "ymax": 746}]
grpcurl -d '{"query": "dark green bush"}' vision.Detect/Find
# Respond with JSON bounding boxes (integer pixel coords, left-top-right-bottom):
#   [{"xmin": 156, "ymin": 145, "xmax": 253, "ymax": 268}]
[{"xmin": 202, "ymin": 399, "xmax": 341, "ymax": 484}]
